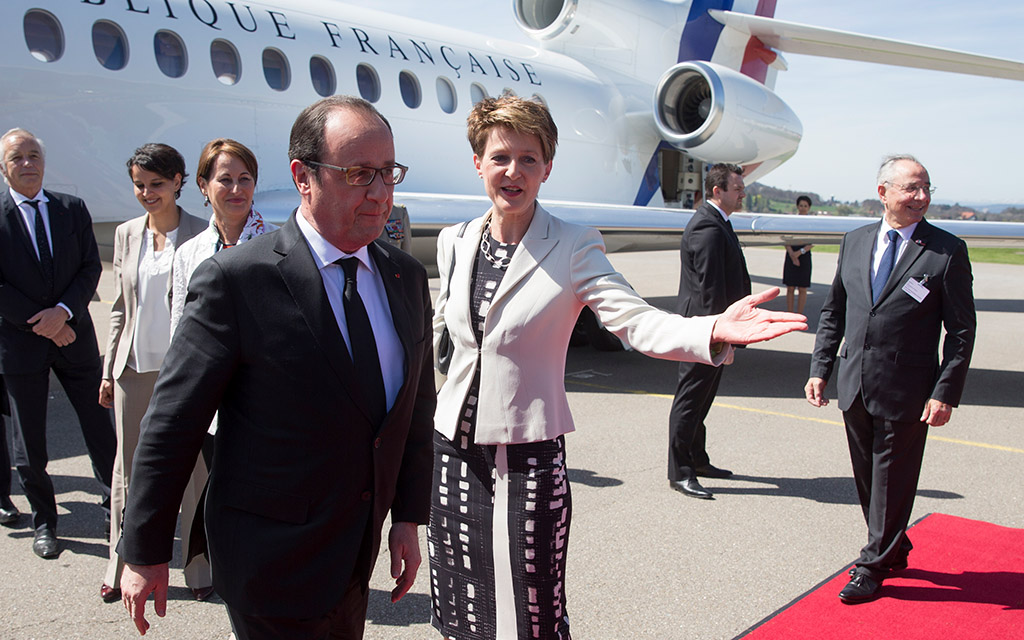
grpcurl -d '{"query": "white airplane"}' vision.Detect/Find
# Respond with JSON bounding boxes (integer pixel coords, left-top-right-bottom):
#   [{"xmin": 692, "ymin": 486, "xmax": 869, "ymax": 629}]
[{"xmin": 3, "ymin": 0, "xmax": 1023, "ymax": 266}]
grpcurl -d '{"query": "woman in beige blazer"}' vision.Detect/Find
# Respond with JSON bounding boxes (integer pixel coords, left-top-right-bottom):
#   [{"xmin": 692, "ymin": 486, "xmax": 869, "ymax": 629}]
[
  {"xmin": 97, "ymin": 144, "xmax": 208, "ymax": 603},
  {"xmin": 428, "ymin": 95, "xmax": 806, "ymax": 639}
]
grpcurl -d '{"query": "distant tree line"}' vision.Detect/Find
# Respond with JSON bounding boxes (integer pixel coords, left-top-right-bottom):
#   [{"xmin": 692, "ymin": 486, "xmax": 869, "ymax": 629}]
[{"xmin": 747, "ymin": 183, "xmax": 1024, "ymax": 222}]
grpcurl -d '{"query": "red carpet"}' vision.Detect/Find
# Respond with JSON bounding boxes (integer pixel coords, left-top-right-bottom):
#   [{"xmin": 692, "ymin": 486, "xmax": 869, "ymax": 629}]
[{"xmin": 737, "ymin": 513, "xmax": 1024, "ymax": 640}]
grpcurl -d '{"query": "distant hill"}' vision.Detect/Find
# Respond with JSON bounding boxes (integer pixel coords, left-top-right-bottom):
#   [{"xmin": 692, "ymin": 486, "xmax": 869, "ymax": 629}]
[{"xmin": 750, "ymin": 183, "xmax": 1024, "ymax": 222}]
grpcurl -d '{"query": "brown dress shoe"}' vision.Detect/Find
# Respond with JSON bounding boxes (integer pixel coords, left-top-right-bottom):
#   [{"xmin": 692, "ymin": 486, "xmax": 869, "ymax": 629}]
[{"xmin": 100, "ymin": 584, "xmax": 121, "ymax": 603}]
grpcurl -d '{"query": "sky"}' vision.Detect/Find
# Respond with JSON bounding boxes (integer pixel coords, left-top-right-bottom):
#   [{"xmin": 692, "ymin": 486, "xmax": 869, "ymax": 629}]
[
  {"xmin": 376, "ymin": 0, "xmax": 1024, "ymax": 206},
  {"xmin": 768, "ymin": 0, "xmax": 1024, "ymax": 207}
]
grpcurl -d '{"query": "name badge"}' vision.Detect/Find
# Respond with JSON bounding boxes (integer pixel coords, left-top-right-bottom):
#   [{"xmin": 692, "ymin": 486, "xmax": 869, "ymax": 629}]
[{"xmin": 902, "ymin": 276, "xmax": 930, "ymax": 303}]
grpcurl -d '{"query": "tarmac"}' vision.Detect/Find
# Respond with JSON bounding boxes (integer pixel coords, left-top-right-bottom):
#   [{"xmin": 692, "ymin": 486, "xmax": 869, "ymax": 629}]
[{"xmin": 1, "ymin": 245, "xmax": 1021, "ymax": 639}]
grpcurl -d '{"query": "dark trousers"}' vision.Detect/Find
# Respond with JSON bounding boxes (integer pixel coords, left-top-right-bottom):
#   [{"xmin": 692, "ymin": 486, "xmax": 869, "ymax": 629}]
[
  {"xmin": 667, "ymin": 360, "xmax": 723, "ymax": 480},
  {"xmin": 227, "ymin": 573, "xmax": 370, "ymax": 640},
  {"xmin": 1, "ymin": 375, "xmax": 10, "ymax": 500},
  {"xmin": 843, "ymin": 393, "xmax": 928, "ymax": 580},
  {"xmin": 5, "ymin": 356, "xmax": 115, "ymax": 531},
  {"xmin": 1, "ymin": 414, "xmax": 10, "ymax": 501}
]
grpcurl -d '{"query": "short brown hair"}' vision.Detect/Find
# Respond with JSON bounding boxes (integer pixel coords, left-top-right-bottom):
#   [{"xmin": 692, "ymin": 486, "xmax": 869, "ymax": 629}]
[
  {"xmin": 196, "ymin": 138, "xmax": 258, "ymax": 188},
  {"xmin": 289, "ymin": 95, "xmax": 391, "ymax": 182},
  {"xmin": 704, "ymin": 163, "xmax": 743, "ymax": 196},
  {"xmin": 466, "ymin": 94, "xmax": 558, "ymax": 163}
]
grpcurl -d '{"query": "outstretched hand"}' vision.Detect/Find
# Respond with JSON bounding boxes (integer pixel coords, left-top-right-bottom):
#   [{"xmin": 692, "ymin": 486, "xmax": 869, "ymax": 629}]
[{"xmin": 711, "ymin": 287, "xmax": 807, "ymax": 345}]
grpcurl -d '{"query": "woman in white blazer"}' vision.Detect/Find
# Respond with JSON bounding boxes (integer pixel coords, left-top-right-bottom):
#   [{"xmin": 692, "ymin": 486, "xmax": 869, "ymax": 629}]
[
  {"xmin": 427, "ymin": 95, "xmax": 806, "ymax": 639},
  {"xmin": 98, "ymin": 144, "xmax": 208, "ymax": 603}
]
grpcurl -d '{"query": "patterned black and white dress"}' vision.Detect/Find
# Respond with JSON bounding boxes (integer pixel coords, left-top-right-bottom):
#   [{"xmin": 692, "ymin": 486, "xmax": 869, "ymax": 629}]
[{"xmin": 429, "ymin": 229, "xmax": 573, "ymax": 640}]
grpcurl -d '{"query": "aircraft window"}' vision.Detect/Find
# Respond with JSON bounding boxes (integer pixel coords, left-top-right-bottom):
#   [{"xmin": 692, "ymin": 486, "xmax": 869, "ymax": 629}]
[
  {"xmin": 436, "ymin": 77, "xmax": 457, "ymax": 114},
  {"xmin": 470, "ymin": 83, "xmax": 488, "ymax": 105},
  {"xmin": 210, "ymin": 39, "xmax": 240, "ymax": 85},
  {"xmin": 23, "ymin": 9, "xmax": 64, "ymax": 63},
  {"xmin": 399, "ymin": 71, "xmax": 421, "ymax": 109},
  {"xmin": 154, "ymin": 30, "xmax": 187, "ymax": 78},
  {"xmin": 92, "ymin": 20, "xmax": 129, "ymax": 71},
  {"xmin": 310, "ymin": 56, "xmax": 336, "ymax": 97},
  {"xmin": 262, "ymin": 48, "xmax": 290, "ymax": 91},
  {"xmin": 356, "ymin": 64, "xmax": 381, "ymax": 103}
]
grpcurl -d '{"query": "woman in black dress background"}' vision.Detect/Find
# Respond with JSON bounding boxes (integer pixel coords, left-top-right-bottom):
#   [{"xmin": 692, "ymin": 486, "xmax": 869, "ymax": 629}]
[{"xmin": 783, "ymin": 195, "xmax": 814, "ymax": 313}]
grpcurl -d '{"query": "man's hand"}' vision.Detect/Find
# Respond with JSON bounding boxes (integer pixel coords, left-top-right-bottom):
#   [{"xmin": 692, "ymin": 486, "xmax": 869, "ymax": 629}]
[
  {"xmin": 51, "ymin": 324, "xmax": 76, "ymax": 348},
  {"xmin": 805, "ymin": 377, "xmax": 829, "ymax": 407},
  {"xmin": 711, "ymin": 288, "xmax": 807, "ymax": 345},
  {"xmin": 121, "ymin": 562, "xmax": 169, "ymax": 636},
  {"xmin": 28, "ymin": 306, "xmax": 70, "ymax": 339},
  {"xmin": 921, "ymin": 399, "xmax": 952, "ymax": 426},
  {"xmin": 99, "ymin": 379, "xmax": 114, "ymax": 408},
  {"xmin": 388, "ymin": 522, "xmax": 421, "ymax": 603}
]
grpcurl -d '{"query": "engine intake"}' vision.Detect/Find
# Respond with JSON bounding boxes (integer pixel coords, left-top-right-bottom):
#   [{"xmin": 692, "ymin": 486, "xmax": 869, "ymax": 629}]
[{"xmin": 654, "ymin": 61, "xmax": 802, "ymax": 165}]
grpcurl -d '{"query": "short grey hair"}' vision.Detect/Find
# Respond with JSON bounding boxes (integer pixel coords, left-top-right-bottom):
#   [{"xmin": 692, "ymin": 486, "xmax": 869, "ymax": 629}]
[
  {"xmin": 1, "ymin": 128, "xmax": 46, "ymax": 161},
  {"xmin": 1, "ymin": 129, "xmax": 46, "ymax": 185},
  {"xmin": 877, "ymin": 154, "xmax": 921, "ymax": 186}
]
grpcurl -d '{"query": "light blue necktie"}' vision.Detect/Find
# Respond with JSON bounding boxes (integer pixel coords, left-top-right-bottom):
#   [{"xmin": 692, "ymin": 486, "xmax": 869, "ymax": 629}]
[{"xmin": 871, "ymin": 229, "xmax": 900, "ymax": 303}]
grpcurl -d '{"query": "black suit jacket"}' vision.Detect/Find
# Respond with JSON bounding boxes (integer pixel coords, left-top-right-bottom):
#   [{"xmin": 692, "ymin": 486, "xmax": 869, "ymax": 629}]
[
  {"xmin": 120, "ymin": 214, "xmax": 436, "ymax": 618},
  {"xmin": 810, "ymin": 219, "xmax": 975, "ymax": 421},
  {"xmin": 0, "ymin": 190, "xmax": 102, "ymax": 373},
  {"xmin": 676, "ymin": 202, "xmax": 751, "ymax": 316}
]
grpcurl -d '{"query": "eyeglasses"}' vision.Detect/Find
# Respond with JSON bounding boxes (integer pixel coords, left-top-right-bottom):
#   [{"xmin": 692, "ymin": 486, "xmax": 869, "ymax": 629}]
[
  {"xmin": 305, "ymin": 161, "xmax": 408, "ymax": 186},
  {"xmin": 887, "ymin": 182, "xmax": 936, "ymax": 195}
]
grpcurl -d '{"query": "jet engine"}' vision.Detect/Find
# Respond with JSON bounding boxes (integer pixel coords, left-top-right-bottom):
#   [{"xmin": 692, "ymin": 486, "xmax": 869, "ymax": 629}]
[{"xmin": 653, "ymin": 60, "xmax": 802, "ymax": 166}]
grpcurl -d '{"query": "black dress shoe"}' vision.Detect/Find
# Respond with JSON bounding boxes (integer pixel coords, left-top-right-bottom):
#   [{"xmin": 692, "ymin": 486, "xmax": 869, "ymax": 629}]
[
  {"xmin": 100, "ymin": 584, "xmax": 121, "ymax": 603},
  {"xmin": 191, "ymin": 586, "xmax": 215, "ymax": 601},
  {"xmin": 32, "ymin": 527, "xmax": 59, "ymax": 559},
  {"xmin": 669, "ymin": 478, "xmax": 714, "ymax": 500},
  {"xmin": 0, "ymin": 500, "xmax": 20, "ymax": 527},
  {"xmin": 839, "ymin": 573, "xmax": 880, "ymax": 603},
  {"xmin": 695, "ymin": 464, "xmax": 733, "ymax": 479}
]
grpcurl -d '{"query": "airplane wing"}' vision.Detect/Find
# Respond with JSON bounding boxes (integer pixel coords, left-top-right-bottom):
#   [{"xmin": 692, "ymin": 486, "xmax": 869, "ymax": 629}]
[
  {"xmin": 710, "ymin": 10, "xmax": 1024, "ymax": 81},
  {"xmin": 388, "ymin": 193, "xmax": 1024, "ymax": 269}
]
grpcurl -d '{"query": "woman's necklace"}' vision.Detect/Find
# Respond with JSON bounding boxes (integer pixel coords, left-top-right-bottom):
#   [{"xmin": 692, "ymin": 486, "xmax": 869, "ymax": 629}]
[{"xmin": 480, "ymin": 223, "xmax": 515, "ymax": 269}]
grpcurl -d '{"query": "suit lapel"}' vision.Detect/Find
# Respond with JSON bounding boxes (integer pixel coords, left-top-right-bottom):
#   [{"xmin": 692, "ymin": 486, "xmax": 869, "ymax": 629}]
[
  {"xmin": 858, "ymin": 221, "xmax": 882, "ymax": 307},
  {"xmin": 450, "ymin": 217, "xmax": 484, "ymax": 343},
  {"xmin": 878, "ymin": 220, "xmax": 929, "ymax": 303},
  {"xmin": 44, "ymin": 192, "xmax": 72, "ymax": 280},
  {"xmin": 488, "ymin": 204, "xmax": 557, "ymax": 310},
  {"xmin": 869, "ymin": 220, "xmax": 929, "ymax": 305},
  {"xmin": 274, "ymin": 215, "xmax": 376, "ymax": 425},
  {"xmin": 123, "ymin": 216, "xmax": 147, "ymax": 298},
  {"xmin": 369, "ymin": 242, "xmax": 413, "ymax": 372},
  {"xmin": 2, "ymin": 192, "xmax": 46, "ymax": 276}
]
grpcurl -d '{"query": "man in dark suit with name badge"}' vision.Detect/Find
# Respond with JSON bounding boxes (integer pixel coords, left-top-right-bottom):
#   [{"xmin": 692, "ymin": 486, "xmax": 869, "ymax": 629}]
[
  {"xmin": 668, "ymin": 163, "xmax": 751, "ymax": 499},
  {"xmin": 0, "ymin": 128, "xmax": 115, "ymax": 558},
  {"xmin": 119, "ymin": 97, "xmax": 435, "ymax": 639},
  {"xmin": 806, "ymin": 155, "xmax": 975, "ymax": 604}
]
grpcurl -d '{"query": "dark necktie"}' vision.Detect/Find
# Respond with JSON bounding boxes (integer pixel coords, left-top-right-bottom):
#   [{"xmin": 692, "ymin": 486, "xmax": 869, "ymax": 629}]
[
  {"xmin": 337, "ymin": 257, "xmax": 386, "ymax": 425},
  {"xmin": 872, "ymin": 229, "xmax": 900, "ymax": 303},
  {"xmin": 25, "ymin": 200, "xmax": 54, "ymax": 291}
]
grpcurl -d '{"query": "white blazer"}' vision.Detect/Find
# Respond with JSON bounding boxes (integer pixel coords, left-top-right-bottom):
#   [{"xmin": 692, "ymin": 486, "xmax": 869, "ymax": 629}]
[
  {"xmin": 433, "ymin": 204, "xmax": 729, "ymax": 445},
  {"xmin": 103, "ymin": 208, "xmax": 205, "ymax": 380}
]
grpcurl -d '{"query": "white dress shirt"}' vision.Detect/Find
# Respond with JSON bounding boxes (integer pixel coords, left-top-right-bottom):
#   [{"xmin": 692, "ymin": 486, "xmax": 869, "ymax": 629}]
[
  {"xmin": 871, "ymin": 220, "xmax": 918, "ymax": 280},
  {"xmin": 129, "ymin": 227, "xmax": 177, "ymax": 373},
  {"xmin": 296, "ymin": 211, "xmax": 404, "ymax": 411},
  {"xmin": 9, "ymin": 187, "xmax": 72, "ymax": 319}
]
